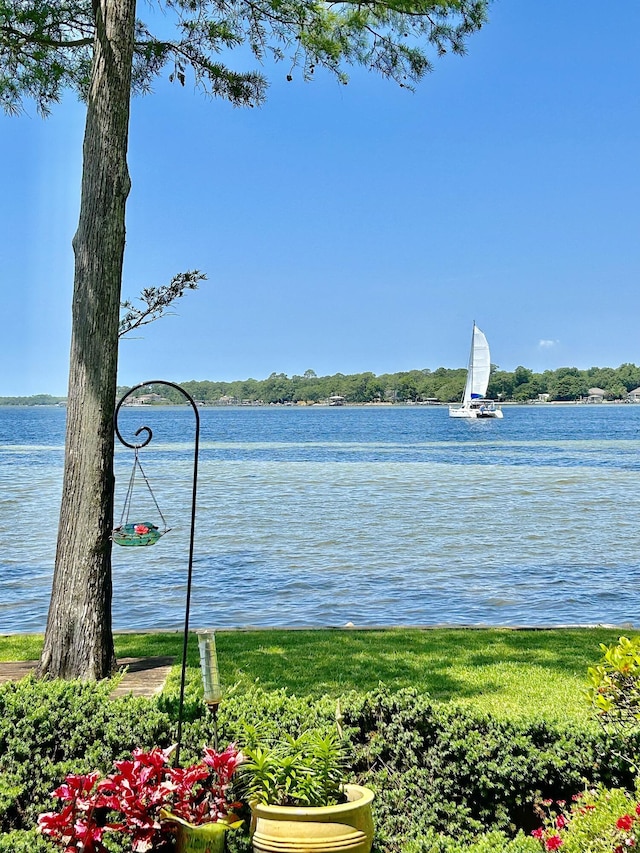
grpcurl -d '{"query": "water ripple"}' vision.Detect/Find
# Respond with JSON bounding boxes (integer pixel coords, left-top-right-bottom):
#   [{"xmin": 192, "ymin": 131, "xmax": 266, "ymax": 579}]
[{"xmin": 2, "ymin": 405, "xmax": 640, "ymax": 631}]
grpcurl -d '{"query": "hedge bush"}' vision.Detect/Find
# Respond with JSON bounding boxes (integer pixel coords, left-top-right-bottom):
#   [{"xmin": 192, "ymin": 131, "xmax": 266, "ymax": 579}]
[
  {"xmin": 344, "ymin": 687, "xmax": 640, "ymax": 849},
  {"xmin": 1, "ymin": 678, "xmax": 638, "ymax": 852},
  {"xmin": 0, "ymin": 676, "xmax": 172, "ymax": 831},
  {"xmin": 405, "ymin": 830, "xmax": 540, "ymax": 852},
  {"xmin": 0, "ymin": 828, "xmax": 55, "ymax": 853}
]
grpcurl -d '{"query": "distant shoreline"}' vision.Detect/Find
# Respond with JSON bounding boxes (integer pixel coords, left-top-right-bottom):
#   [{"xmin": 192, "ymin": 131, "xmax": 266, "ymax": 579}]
[
  {"xmin": 4, "ymin": 362, "xmax": 640, "ymax": 407},
  {"xmin": 1, "ymin": 399, "xmax": 638, "ymax": 409}
]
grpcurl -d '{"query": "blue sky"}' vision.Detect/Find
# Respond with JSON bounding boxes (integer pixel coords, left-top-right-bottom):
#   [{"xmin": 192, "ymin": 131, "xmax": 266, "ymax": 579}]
[{"xmin": 1, "ymin": 0, "xmax": 638, "ymax": 396}]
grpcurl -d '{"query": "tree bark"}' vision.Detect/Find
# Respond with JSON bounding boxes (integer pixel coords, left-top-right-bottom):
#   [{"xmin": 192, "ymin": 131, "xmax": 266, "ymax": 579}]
[{"xmin": 38, "ymin": 0, "xmax": 137, "ymax": 679}]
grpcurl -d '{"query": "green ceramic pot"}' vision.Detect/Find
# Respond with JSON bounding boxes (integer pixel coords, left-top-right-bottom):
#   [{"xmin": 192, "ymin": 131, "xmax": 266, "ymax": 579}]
[{"xmin": 160, "ymin": 811, "xmax": 237, "ymax": 853}]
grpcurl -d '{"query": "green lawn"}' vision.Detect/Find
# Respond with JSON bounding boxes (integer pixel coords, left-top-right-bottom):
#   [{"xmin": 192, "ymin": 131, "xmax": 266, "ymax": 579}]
[{"xmin": 1, "ymin": 626, "xmax": 630, "ymax": 723}]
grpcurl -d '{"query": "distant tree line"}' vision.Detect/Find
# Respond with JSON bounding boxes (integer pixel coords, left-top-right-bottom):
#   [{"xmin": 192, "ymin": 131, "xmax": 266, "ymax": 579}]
[
  {"xmin": 5, "ymin": 365, "xmax": 640, "ymax": 407},
  {"xmin": 114, "ymin": 363, "xmax": 640, "ymax": 406},
  {"xmin": 0, "ymin": 394, "xmax": 66, "ymax": 406}
]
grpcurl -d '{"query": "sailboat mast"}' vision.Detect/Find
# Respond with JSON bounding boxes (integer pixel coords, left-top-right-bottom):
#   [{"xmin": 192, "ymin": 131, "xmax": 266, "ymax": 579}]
[
  {"xmin": 468, "ymin": 323, "xmax": 476, "ymax": 397},
  {"xmin": 462, "ymin": 323, "xmax": 475, "ymax": 405}
]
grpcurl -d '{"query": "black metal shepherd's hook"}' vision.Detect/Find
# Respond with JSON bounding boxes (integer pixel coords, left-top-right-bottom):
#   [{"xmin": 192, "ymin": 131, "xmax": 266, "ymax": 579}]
[{"xmin": 114, "ymin": 380, "xmax": 200, "ymax": 767}]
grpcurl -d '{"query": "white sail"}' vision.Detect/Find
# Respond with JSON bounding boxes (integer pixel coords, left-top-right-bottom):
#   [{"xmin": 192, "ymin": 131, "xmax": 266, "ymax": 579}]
[{"xmin": 462, "ymin": 324, "xmax": 491, "ymax": 405}]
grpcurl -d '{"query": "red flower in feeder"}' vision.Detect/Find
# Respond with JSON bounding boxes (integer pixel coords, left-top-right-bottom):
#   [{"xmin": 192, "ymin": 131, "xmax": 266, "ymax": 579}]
[{"xmin": 134, "ymin": 524, "xmax": 150, "ymax": 535}]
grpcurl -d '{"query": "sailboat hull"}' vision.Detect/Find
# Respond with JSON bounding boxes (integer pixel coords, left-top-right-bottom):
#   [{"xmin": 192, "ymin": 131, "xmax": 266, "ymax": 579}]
[{"xmin": 449, "ymin": 403, "xmax": 503, "ymax": 419}]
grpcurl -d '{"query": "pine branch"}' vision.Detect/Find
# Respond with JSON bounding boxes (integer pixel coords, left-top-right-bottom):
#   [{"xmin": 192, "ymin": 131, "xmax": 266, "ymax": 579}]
[{"xmin": 118, "ymin": 270, "xmax": 207, "ymax": 338}]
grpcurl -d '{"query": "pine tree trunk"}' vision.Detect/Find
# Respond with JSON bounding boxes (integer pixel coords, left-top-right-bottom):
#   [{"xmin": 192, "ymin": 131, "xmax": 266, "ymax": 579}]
[{"xmin": 38, "ymin": 0, "xmax": 137, "ymax": 680}]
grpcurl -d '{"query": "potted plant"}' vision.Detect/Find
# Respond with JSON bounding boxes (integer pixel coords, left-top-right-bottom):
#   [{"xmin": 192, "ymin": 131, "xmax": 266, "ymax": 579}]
[
  {"xmin": 237, "ymin": 727, "xmax": 374, "ymax": 853},
  {"xmin": 37, "ymin": 744, "xmax": 243, "ymax": 853}
]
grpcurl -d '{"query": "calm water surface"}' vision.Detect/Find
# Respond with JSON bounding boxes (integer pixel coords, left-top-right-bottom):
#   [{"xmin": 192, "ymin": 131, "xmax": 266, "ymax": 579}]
[{"xmin": 2, "ymin": 404, "xmax": 640, "ymax": 632}]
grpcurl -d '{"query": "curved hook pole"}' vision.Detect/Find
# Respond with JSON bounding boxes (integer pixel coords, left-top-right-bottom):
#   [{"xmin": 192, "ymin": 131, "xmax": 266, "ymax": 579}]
[
  {"xmin": 114, "ymin": 380, "xmax": 200, "ymax": 767},
  {"xmin": 114, "ymin": 383, "xmax": 157, "ymax": 450}
]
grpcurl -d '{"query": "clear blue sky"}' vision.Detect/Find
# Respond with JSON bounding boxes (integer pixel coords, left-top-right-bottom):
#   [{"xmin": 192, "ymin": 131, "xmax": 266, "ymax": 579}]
[{"xmin": 1, "ymin": 0, "xmax": 638, "ymax": 396}]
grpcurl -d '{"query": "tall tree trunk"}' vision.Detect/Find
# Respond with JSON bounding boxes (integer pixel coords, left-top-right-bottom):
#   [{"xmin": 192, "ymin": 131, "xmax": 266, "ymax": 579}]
[{"xmin": 38, "ymin": 0, "xmax": 137, "ymax": 680}]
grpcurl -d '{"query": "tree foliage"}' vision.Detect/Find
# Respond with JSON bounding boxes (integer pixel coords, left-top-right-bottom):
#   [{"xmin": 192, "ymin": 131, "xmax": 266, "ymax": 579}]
[
  {"xmin": 126, "ymin": 362, "xmax": 640, "ymax": 406},
  {"xmin": 1, "ymin": 0, "xmax": 489, "ymax": 116}
]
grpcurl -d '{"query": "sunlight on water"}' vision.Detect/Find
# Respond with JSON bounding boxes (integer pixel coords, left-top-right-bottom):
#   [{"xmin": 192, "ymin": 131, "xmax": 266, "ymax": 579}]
[{"xmin": 2, "ymin": 404, "xmax": 640, "ymax": 632}]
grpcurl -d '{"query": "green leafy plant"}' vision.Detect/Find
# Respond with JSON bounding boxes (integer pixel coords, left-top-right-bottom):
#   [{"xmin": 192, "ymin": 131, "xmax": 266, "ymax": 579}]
[
  {"xmin": 237, "ymin": 727, "xmax": 348, "ymax": 807},
  {"xmin": 585, "ymin": 635, "xmax": 640, "ymax": 774},
  {"xmin": 587, "ymin": 635, "xmax": 640, "ymax": 728}
]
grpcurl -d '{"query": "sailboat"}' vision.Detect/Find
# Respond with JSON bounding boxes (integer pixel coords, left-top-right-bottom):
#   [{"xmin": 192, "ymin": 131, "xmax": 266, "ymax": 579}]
[{"xmin": 448, "ymin": 324, "xmax": 503, "ymax": 419}]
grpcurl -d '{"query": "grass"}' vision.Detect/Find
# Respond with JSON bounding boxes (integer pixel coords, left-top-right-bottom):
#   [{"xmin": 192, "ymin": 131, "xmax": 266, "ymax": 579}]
[{"xmin": 1, "ymin": 626, "xmax": 630, "ymax": 723}]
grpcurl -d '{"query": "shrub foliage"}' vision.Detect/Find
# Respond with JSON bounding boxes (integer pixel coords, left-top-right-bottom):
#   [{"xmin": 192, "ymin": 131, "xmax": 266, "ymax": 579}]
[{"xmin": 1, "ymin": 678, "xmax": 638, "ymax": 852}]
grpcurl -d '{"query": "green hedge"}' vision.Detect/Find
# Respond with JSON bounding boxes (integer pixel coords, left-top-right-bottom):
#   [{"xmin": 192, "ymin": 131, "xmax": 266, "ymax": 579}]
[
  {"xmin": 338, "ymin": 687, "xmax": 637, "ymax": 849},
  {"xmin": 0, "ymin": 828, "xmax": 55, "ymax": 853},
  {"xmin": 405, "ymin": 830, "xmax": 540, "ymax": 853},
  {"xmin": 0, "ymin": 676, "xmax": 173, "ymax": 832},
  {"xmin": 1, "ymin": 678, "xmax": 637, "ymax": 852}
]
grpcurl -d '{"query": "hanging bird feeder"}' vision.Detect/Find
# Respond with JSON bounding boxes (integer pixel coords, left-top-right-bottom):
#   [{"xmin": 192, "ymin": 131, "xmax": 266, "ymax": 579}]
[
  {"xmin": 112, "ymin": 446, "xmax": 170, "ymax": 547},
  {"xmin": 112, "ymin": 522, "xmax": 163, "ymax": 547}
]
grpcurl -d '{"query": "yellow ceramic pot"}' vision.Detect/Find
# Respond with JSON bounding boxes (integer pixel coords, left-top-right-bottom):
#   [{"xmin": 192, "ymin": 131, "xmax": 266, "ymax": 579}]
[{"xmin": 251, "ymin": 784, "xmax": 374, "ymax": 853}]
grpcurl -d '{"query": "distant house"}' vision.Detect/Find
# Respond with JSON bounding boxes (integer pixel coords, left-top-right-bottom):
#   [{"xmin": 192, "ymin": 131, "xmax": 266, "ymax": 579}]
[
  {"xmin": 586, "ymin": 387, "xmax": 606, "ymax": 403},
  {"xmin": 125, "ymin": 393, "xmax": 170, "ymax": 405},
  {"xmin": 628, "ymin": 387, "xmax": 640, "ymax": 403},
  {"xmin": 537, "ymin": 393, "xmax": 550, "ymax": 403},
  {"xmin": 329, "ymin": 395, "xmax": 345, "ymax": 406}
]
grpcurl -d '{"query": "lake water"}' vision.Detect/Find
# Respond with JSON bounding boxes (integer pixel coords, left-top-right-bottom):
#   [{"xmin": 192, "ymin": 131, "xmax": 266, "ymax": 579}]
[{"xmin": 2, "ymin": 403, "xmax": 640, "ymax": 633}]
